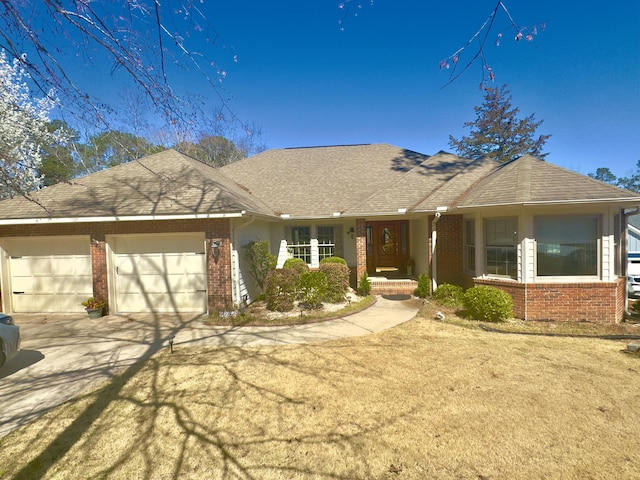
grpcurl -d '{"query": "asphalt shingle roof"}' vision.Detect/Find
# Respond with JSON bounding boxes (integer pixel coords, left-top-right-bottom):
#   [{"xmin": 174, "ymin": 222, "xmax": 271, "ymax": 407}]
[
  {"xmin": 1, "ymin": 145, "xmax": 638, "ymax": 221},
  {"xmin": 0, "ymin": 149, "xmax": 273, "ymax": 219},
  {"xmin": 455, "ymin": 154, "xmax": 640, "ymax": 208},
  {"xmin": 220, "ymin": 144, "xmax": 433, "ymax": 216}
]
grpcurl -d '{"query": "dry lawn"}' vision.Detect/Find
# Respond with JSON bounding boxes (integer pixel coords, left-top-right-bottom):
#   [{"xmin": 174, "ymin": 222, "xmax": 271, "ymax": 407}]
[{"xmin": 1, "ymin": 302, "xmax": 639, "ymax": 480}]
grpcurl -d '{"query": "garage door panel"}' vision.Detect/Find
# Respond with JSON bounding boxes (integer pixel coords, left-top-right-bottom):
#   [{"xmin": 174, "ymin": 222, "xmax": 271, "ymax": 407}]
[
  {"xmin": 117, "ymin": 274, "xmax": 205, "ymax": 294},
  {"xmin": 111, "ymin": 234, "xmax": 207, "ymax": 313},
  {"xmin": 50, "ymin": 256, "xmax": 92, "ymax": 275},
  {"xmin": 3, "ymin": 237, "xmax": 92, "ymax": 313},
  {"xmin": 117, "ymin": 292, "xmax": 206, "ymax": 313},
  {"xmin": 118, "ymin": 253, "xmax": 204, "ymax": 275}
]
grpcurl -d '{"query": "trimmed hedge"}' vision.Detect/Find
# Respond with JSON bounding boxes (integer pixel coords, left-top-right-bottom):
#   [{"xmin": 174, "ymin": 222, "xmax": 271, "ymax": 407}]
[
  {"xmin": 299, "ymin": 271, "xmax": 329, "ymax": 309},
  {"xmin": 319, "ymin": 262, "xmax": 350, "ymax": 303},
  {"xmin": 320, "ymin": 256, "xmax": 347, "ymax": 266},
  {"xmin": 463, "ymin": 286, "xmax": 513, "ymax": 322},
  {"xmin": 283, "ymin": 257, "xmax": 310, "ymax": 275},
  {"xmin": 264, "ymin": 269, "xmax": 298, "ymax": 312}
]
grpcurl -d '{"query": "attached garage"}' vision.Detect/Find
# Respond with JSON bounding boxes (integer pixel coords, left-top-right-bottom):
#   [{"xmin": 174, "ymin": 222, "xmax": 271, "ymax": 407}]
[
  {"xmin": 0, "ymin": 236, "xmax": 92, "ymax": 313},
  {"xmin": 109, "ymin": 233, "xmax": 207, "ymax": 313}
]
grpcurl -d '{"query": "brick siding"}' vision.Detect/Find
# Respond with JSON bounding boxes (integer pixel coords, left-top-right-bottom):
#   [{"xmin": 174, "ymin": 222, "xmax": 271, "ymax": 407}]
[
  {"xmin": 434, "ymin": 214, "xmax": 465, "ymax": 286},
  {"xmin": 475, "ymin": 277, "xmax": 626, "ymax": 323}
]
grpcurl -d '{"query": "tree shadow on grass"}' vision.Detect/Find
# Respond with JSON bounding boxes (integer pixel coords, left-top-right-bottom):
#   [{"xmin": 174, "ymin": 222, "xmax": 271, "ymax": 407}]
[{"xmin": 6, "ymin": 320, "xmax": 421, "ymax": 480}]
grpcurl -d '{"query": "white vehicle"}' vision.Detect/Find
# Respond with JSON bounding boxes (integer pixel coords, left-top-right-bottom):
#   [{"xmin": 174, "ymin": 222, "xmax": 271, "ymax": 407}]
[{"xmin": 627, "ymin": 253, "xmax": 640, "ymax": 298}]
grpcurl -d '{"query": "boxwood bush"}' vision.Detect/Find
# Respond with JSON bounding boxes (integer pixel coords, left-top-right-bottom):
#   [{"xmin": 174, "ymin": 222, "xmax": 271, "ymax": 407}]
[
  {"xmin": 264, "ymin": 268, "xmax": 298, "ymax": 312},
  {"xmin": 319, "ymin": 256, "xmax": 347, "ymax": 265},
  {"xmin": 463, "ymin": 286, "xmax": 513, "ymax": 322},
  {"xmin": 319, "ymin": 262, "xmax": 350, "ymax": 303},
  {"xmin": 432, "ymin": 283, "xmax": 464, "ymax": 307},
  {"xmin": 283, "ymin": 257, "xmax": 309, "ymax": 275}
]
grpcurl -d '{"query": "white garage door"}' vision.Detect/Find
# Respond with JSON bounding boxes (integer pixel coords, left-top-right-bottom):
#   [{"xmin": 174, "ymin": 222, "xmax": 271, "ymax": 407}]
[
  {"xmin": 111, "ymin": 234, "xmax": 207, "ymax": 313},
  {"xmin": 1, "ymin": 237, "xmax": 92, "ymax": 313}
]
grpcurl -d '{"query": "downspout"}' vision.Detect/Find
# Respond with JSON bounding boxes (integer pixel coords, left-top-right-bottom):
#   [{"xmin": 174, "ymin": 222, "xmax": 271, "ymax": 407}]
[
  {"xmin": 431, "ymin": 212, "xmax": 441, "ymax": 293},
  {"xmin": 232, "ymin": 215, "xmax": 255, "ymax": 308}
]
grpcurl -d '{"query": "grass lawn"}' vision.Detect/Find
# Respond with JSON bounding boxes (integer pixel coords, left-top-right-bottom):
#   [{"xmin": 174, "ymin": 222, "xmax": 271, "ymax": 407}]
[{"xmin": 1, "ymin": 301, "xmax": 639, "ymax": 479}]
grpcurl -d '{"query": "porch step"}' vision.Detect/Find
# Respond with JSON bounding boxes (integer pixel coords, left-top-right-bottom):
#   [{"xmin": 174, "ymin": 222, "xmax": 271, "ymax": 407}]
[{"xmin": 369, "ymin": 278, "xmax": 418, "ymax": 296}]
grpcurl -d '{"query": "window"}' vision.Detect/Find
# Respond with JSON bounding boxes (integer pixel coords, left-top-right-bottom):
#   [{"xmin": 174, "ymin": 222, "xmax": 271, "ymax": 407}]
[
  {"xmin": 317, "ymin": 226, "xmax": 335, "ymax": 260},
  {"xmin": 289, "ymin": 226, "xmax": 311, "ymax": 263},
  {"xmin": 535, "ymin": 216, "xmax": 598, "ymax": 276},
  {"xmin": 485, "ymin": 218, "xmax": 518, "ymax": 278},
  {"xmin": 464, "ymin": 219, "xmax": 475, "ymax": 272},
  {"xmin": 287, "ymin": 225, "xmax": 341, "ymax": 264}
]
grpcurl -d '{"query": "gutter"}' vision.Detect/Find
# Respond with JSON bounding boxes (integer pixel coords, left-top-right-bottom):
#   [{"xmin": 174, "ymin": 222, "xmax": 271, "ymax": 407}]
[
  {"xmin": 0, "ymin": 211, "xmax": 247, "ymax": 225},
  {"xmin": 453, "ymin": 197, "xmax": 640, "ymax": 210}
]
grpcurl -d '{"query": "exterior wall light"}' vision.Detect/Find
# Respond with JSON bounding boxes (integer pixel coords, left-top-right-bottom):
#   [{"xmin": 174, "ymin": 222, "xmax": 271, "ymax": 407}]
[{"xmin": 211, "ymin": 240, "xmax": 221, "ymax": 263}]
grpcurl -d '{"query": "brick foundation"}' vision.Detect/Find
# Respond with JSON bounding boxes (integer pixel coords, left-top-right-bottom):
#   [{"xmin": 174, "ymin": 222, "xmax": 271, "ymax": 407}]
[{"xmin": 474, "ymin": 277, "xmax": 626, "ymax": 323}]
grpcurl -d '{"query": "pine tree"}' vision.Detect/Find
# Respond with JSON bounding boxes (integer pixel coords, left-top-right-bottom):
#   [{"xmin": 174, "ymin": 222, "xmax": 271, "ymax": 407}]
[{"xmin": 449, "ymin": 85, "xmax": 551, "ymax": 163}]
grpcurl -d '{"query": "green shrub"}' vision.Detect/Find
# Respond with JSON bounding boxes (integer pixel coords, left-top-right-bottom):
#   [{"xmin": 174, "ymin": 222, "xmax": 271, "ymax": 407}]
[
  {"xmin": 299, "ymin": 271, "xmax": 329, "ymax": 309},
  {"xmin": 282, "ymin": 258, "xmax": 309, "ymax": 299},
  {"xmin": 433, "ymin": 283, "xmax": 464, "ymax": 307},
  {"xmin": 463, "ymin": 286, "xmax": 513, "ymax": 322},
  {"xmin": 264, "ymin": 268, "xmax": 298, "ymax": 312},
  {"xmin": 358, "ymin": 272, "xmax": 371, "ymax": 296},
  {"xmin": 319, "ymin": 262, "xmax": 350, "ymax": 303},
  {"xmin": 413, "ymin": 273, "xmax": 431, "ymax": 298},
  {"xmin": 320, "ymin": 256, "xmax": 347, "ymax": 266},
  {"xmin": 242, "ymin": 240, "xmax": 276, "ymax": 291},
  {"xmin": 283, "ymin": 257, "xmax": 309, "ymax": 274}
]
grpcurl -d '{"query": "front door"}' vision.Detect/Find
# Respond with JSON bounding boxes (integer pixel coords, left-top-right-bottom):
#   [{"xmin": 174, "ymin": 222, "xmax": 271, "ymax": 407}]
[{"xmin": 366, "ymin": 220, "xmax": 410, "ymax": 276}]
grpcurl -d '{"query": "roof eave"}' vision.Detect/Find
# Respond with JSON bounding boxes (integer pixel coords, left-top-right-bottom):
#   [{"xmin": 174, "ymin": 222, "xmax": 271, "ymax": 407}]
[
  {"xmin": 453, "ymin": 197, "xmax": 640, "ymax": 210},
  {"xmin": 0, "ymin": 211, "xmax": 248, "ymax": 226}
]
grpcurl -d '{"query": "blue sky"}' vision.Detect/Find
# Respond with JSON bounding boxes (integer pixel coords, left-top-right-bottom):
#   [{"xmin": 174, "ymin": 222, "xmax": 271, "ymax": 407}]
[
  {"xmin": 188, "ymin": 0, "xmax": 638, "ymax": 177},
  {"xmin": 32, "ymin": 1, "xmax": 640, "ymax": 178}
]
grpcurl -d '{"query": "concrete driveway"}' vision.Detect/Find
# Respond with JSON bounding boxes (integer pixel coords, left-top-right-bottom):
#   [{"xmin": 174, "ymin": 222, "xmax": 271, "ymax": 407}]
[{"xmin": 0, "ymin": 296, "xmax": 421, "ymax": 438}]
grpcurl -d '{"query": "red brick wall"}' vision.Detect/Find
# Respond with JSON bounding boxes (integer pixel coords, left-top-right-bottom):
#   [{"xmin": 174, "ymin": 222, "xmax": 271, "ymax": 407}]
[
  {"xmin": 0, "ymin": 218, "xmax": 233, "ymax": 313},
  {"xmin": 475, "ymin": 277, "xmax": 625, "ymax": 323},
  {"xmin": 434, "ymin": 214, "xmax": 464, "ymax": 286},
  {"xmin": 205, "ymin": 223, "xmax": 234, "ymax": 313},
  {"xmin": 89, "ymin": 235, "xmax": 109, "ymax": 313}
]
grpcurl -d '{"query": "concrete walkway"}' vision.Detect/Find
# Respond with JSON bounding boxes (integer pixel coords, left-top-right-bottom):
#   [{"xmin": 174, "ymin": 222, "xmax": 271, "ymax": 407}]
[{"xmin": 0, "ymin": 295, "xmax": 421, "ymax": 438}]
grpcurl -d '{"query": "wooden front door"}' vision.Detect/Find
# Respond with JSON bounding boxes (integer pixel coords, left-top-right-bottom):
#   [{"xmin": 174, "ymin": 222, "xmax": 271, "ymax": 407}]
[{"xmin": 366, "ymin": 220, "xmax": 410, "ymax": 276}]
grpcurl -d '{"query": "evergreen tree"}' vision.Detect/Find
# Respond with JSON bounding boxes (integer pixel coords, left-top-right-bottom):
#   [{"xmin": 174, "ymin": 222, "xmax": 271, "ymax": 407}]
[
  {"xmin": 588, "ymin": 167, "xmax": 617, "ymax": 185},
  {"xmin": 449, "ymin": 84, "xmax": 551, "ymax": 163},
  {"xmin": 588, "ymin": 161, "xmax": 640, "ymax": 193}
]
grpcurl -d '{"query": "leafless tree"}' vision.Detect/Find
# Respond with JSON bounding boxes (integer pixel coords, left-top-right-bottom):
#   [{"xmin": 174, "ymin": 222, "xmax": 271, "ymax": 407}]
[{"xmin": 0, "ymin": 0, "xmax": 237, "ymax": 128}]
